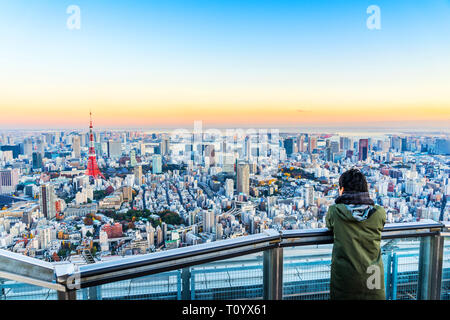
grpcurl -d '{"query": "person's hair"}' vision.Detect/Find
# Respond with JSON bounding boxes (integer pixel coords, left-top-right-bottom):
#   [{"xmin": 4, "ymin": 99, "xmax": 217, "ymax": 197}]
[{"xmin": 338, "ymin": 168, "xmax": 369, "ymax": 193}]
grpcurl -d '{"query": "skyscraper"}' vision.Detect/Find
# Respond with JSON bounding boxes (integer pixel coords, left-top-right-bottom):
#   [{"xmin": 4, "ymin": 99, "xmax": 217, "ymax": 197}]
[
  {"xmin": 152, "ymin": 154, "xmax": 162, "ymax": 174},
  {"xmin": 359, "ymin": 139, "xmax": 369, "ymax": 161},
  {"xmin": 39, "ymin": 184, "xmax": 56, "ymax": 219},
  {"xmin": 130, "ymin": 150, "xmax": 137, "ymax": 166},
  {"xmin": 304, "ymin": 185, "xmax": 314, "ymax": 208},
  {"xmin": 330, "ymin": 141, "xmax": 339, "ymax": 154},
  {"xmin": 72, "ymin": 135, "xmax": 81, "ymax": 158},
  {"xmin": 160, "ymin": 136, "xmax": 170, "ymax": 156},
  {"xmin": 237, "ymin": 162, "xmax": 250, "ymax": 195},
  {"xmin": 225, "ymin": 178, "xmax": 234, "ymax": 198},
  {"xmin": 107, "ymin": 140, "xmax": 122, "ymax": 159},
  {"xmin": 23, "ymin": 139, "xmax": 33, "ymax": 156},
  {"xmin": 156, "ymin": 226, "xmax": 163, "ymax": 246},
  {"xmin": 202, "ymin": 210, "xmax": 215, "ymax": 233},
  {"xmin": 284, "ymin": 138, "xmax": 294, "ymax": 155},
  {"xmin": 0, "ymin": 168, "xmax": 20, "ymax": 194},
  {"xmin": 36, "ymin": 139, "xmax": 45, "ymax": 154},
  {"xmin": 340, "ymin": 137, "xmax": 351, "ymax": 151},
  {"xmin": 147, "ymin": 224, "xmax": 155, "ymax": 247},
  {"xmin": 32, "ymin": 152, "xmax": 43, "ymax": 170},
  {"xmin": 297, "ymin": 135, "xmax": 305, "ymax": 153},
  {"xmin": 308, "ymin": 137, "xmax": 317, "ymax": 154},
  {"xmin": 134, "ymin": 165, "xmax": 143, "ymax": 186}
]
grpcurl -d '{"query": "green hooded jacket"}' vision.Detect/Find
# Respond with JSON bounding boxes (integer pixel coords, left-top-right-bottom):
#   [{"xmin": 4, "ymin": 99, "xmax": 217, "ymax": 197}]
[{"xmin": 325, "ymin": 203, "xmax": 386, "ymax": 300}]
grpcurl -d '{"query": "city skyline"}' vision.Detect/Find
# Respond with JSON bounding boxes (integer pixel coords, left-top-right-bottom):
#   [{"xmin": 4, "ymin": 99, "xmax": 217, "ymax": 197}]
[{"xmin": 1, "ymin": 0, "xmax": 449, "ymax": 130}]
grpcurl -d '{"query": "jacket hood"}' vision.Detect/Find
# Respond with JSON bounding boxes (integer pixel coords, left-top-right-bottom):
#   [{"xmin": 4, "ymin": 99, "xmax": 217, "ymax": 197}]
[{"xmin": 333, "ymin": 203, "xmax": 375, "ymax": 222}]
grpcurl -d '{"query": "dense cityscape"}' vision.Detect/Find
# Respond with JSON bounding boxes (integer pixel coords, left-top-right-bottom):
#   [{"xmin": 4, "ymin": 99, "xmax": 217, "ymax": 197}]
[{"xmin": 0, "ymin": 116, "xmax": 448, "ymax": 266}]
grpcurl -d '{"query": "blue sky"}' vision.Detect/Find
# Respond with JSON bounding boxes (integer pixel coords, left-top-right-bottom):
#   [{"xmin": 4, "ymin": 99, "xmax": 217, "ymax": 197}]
[{"xmin": 0, "ymin": 0, "xmax": 449, "ymax": 129}]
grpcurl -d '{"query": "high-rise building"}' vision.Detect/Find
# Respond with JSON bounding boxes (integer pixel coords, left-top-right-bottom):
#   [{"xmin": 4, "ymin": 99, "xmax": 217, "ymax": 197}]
[
  {"xmin": 156, "ymin": 226, "xmax": 163, "ymax": 246},
  {"xmin": 297, "ymin": 135, "xmax": 305, "ymax": 153},
  {"xmin": 146, "ymin": 224, "xmax": 155, "ymax": 247},
  {"xmin": 134, "ymin": 165, "xmax": 143, "ymax": 186},
  {"xmin": 244, "ymin": 136, "xmax": 251, "ymax": 160},
  {"xmin": 401, "ymin": 137, "xmax": 408, "ymax": 152},
  {"xmin": 308, "ymin": 137, "xmax": 317, "ymax": 154},
  {"xmin": 237, "ymin": 162, "xmax": 250, "ymax": 195},
  {"xmin": 225, "ymin": 178, "xmax": 234, "ymax": 198},
  {"xmin": 36, "ymin": 139, "xmax": 45, "ymax": 154},
  {"xmin": 304, "ymin": 185, "xmax": 314, "ymax": 208},
  {"xmin": 152, "ymin": 154, "xmax": 162, "ymax": 174},
  {"xmin": 359, "ymin": 139, "xmax": 369, "ymax": 161},
  {"xmin": 32, "ymin": 152, "xmax": 43, "ymax": 170},
  {"xmin": 330, "ymin": 141, "xmax": 339, "ymax": 154},
  {"xmin": 162, "ymin": 222, "xmax": 167, "ymax": 242},
  {"xmin": 284, "ymin": 138, "xmax": 294, "ymax": 155},
  {"xmin": 202, "ymin": 210, "xmax": 215, "ymax": 233},
  {"xmin": 216, "ymin": 223, "xmax": 223, "ymax": 240},
  {"xmin": 160, "ymin": 136, "xmax": 170, "ymax": 156},
  {"xmin": 0, "ymin": 168, "xmax": 20, "ymax": 194},
  {"xmin": 23, "ymin": 139, "xmax": 33, "ymax": 156},
  {"xmin": 391, "ymin": 136, "xmax": 401, "ymax": 152},
  {"xmin": 72, "ymin": 135, "xmax": 81, "ymax": 158},
  {"xmin": 107, "ymin": 140, "xmax": 122, "ymax": 159},
  {"xmin": 340, "ymin": 137, "xmax": 351, "ymax": 151},
  {"xmin": 39, "ymin": 184, "xmax": 56, "ymax": 219},
  {"xmin": 130, "ymin": 150, "xmax": 137, "ymax": 167}
]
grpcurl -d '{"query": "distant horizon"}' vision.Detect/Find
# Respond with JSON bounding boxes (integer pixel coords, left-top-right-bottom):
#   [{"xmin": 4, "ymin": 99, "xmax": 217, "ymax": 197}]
[{"xmin": 1, "ymin": 123, "xmax": 449, "ymax": 136}]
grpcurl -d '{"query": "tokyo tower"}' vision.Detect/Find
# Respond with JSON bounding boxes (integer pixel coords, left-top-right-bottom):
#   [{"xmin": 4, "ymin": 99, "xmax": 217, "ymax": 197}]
[{"xmin": 86, "ymin": 112, "xmax": 105, "ymax": 179}]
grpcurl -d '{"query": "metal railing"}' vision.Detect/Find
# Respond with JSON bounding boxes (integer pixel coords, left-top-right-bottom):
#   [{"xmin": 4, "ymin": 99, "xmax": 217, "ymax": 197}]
[{"xmin": 0, "ymin": 219, "xmax": 448, "ymax": 300}]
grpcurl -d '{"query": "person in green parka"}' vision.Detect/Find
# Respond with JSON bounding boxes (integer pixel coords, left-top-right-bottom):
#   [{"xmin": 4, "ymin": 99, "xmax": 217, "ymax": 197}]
[{"xmin": 326, "ymin": 168, "xmax": 386, "ymax": 300}]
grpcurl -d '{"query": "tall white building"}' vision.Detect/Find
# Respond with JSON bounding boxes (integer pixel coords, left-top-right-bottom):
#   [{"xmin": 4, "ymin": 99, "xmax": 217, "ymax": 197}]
[
  {"xmin": 38, "ymin": 227, "xmax": 52, "ymax": 250},
  {"xmin": 146, "ymin": 224, "xmax": 155, "ymax": 247},
  {"xmin": 202, "ymin": 210, "xmax": 215, "ymax": 233},
  {"xmin": 225, "ymin": 179, "xmax": 234, "ymax": 199},
  {"xmin": 72, "ymin": 135, "xmax": 81, "ymax": 158},
  {"xmin": 304, "ymin": 185, "xmax": 314, "ymax": 208}
]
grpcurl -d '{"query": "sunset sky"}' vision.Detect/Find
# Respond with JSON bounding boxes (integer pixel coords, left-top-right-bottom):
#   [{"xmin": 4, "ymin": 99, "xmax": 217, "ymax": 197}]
[{"xmin": 0, "ymin": 0, "xmax": 449, "ymax": 130}]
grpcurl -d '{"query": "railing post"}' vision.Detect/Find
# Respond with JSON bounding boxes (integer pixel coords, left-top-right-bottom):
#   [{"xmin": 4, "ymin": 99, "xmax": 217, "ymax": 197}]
[
  {"xmin": 418, "ymin": 234, "xmax": 444, "ymax": 300},
  {"xmin": 57, "ymin": 289, "xmax": 77, "ymax": 300},
  {"xmin": 181, "ymin": 267, "xmax": 191, "ymax": 300},
  {"xmin": 383, "ymin": 252, "xmax": 393, "ymax": 300},
  {"xmin": 263, "ymin": 247, "xmax": 283, "ymax": 300}
]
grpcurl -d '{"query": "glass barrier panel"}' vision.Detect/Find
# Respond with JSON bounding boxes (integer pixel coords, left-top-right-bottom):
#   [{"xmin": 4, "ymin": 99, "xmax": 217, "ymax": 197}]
[
  {"xmin": 189, "ymin": 252, "xmax": 263, "ymax": 300},
  {"xmin": 0, "ymin": 278, "xmax": 58, "ymax": 300},
  {"xmin": 282, "ymin": 238, "xmax": 421, "ymax": 300},
  {"xmin": 389, "ymin": 238, "xmax": 420, "ymax": 300},
  {"xmin": 282, "ymin": 244, "xmax": 332, "ymax": 300},
  {"xmin": 441, "ymin": 237, "xmax": 450, "ymax": 300},
  {"xmin": 78, "ymin": 270, "xmax": 182, "ymax": 300}
]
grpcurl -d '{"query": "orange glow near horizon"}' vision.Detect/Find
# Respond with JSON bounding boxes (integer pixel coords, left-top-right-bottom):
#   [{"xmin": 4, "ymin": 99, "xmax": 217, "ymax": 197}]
[{"xmin": 0, "ymin": 103, "xmax": 449, "ymax": 129}]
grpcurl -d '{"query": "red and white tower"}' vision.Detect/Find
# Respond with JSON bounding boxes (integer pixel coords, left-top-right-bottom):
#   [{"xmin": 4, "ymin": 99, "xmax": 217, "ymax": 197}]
[{"xmin": 86, "ymin": 112, "xmax": 105, "ymax": 179}]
